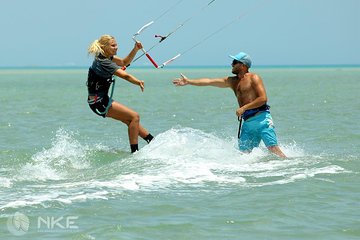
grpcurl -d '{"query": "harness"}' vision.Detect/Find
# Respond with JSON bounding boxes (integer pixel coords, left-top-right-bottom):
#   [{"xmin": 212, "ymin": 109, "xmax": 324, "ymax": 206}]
[
  {"xmin": 242, "ymin": 104, "xmax": 270, "ymax": 121},
  {"xmin": 87, "ymin": 68, "xmax": 115, "ymax": 115}
]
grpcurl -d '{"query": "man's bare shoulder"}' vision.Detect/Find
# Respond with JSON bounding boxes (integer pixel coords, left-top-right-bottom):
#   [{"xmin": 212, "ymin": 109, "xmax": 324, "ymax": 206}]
[
  {"xmin": 225, "ymin": 76, "xmax": 239, "ymax": 89},
  {"xmin": 245, "ymin": 72, "xmax": 258, "ymax": 78},
  {"xmin": 226, "ymin": 75, "xmax": 238, "ymax": 82},
  {"xmin": 245, "ymin": 72, "xmax": 263, "ymax": 82}
]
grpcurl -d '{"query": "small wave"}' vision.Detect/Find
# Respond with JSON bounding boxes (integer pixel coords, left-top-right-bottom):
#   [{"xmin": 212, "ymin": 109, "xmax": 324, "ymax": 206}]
[
  {"xmin": 0, "ymin": 176, "xmax": 12, "ymax": 188},
  {"xmin": 16, "ymin": 128, "xmax": 93, "ymax": 181}
]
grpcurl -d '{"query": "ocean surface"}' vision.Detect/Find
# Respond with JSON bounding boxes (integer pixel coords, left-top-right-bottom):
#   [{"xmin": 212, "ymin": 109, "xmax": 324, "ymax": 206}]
[{"xmin": 0, "ymin": 66, "xmax": 359, "ymax": 239}]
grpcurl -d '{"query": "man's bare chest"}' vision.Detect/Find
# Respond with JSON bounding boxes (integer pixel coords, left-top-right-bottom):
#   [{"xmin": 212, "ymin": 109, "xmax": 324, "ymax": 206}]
[{"xmin": 236, "ymin": 79, "xmax": 252, "ymax": 96}]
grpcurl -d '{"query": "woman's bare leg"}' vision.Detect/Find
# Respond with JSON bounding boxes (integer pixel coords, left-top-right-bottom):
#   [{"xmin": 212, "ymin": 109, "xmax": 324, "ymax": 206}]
[
  {"xmin": 106, "ymin": 101, "xmax": 153, "ymax": 152},
  {"xmin": 106, "ymin": 101, "xmax": 141, "ymax": 145},
  {"xmin": 138, "ymin": 124, "xmax": 149, "ymax": 138}
]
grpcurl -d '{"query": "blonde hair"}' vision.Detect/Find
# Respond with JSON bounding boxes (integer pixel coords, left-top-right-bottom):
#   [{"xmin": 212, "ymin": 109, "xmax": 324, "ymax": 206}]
[{"xmin": 88, "ymin": 34, "xmax": 115, "ymax": 57}]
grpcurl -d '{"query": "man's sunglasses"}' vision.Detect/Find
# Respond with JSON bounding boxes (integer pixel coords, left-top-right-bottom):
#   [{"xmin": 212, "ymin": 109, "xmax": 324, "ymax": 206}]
[{"xmin": 232, "ymin": 59, "xmax": 243, "ymax": 65}]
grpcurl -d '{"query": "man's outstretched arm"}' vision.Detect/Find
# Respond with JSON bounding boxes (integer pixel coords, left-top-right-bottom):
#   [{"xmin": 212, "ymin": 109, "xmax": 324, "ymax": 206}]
[{"xmin": 173, "ymin": 73, "xmax": 230, "ymax": 88}]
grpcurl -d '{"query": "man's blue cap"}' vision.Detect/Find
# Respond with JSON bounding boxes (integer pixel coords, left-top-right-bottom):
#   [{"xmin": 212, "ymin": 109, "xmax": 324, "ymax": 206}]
[{"xmin": 229, "ymin": 52, "xmax": 252, "ymax": 68}]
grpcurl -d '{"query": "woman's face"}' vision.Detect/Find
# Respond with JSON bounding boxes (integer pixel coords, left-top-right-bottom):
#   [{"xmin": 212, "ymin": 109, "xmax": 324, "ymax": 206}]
[{"xmin": 104, "ymin": 39, "xmax": 118, "ymax": 57}]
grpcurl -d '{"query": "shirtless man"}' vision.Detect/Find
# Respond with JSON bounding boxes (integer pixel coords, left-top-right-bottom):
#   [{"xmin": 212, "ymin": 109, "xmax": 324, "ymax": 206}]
[{"xmin": 172, "ymin": 52, "xmax": 286, "ymax": 158}]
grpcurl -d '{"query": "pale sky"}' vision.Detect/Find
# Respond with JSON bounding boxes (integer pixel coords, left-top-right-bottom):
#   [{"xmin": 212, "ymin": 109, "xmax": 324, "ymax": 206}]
[{"xmin": 0, "ymin": 0, "xmax": 359, "ymax": 67}]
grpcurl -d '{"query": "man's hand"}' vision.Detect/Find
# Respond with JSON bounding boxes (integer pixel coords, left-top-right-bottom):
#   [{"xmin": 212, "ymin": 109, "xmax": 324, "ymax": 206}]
[
  {"xmin": 236, "ymin": 107, "xmax": 246, "ymax": 117},
  {"xmin": 172, "ymin": 73, "xmax": 189, "ymax": 86}
]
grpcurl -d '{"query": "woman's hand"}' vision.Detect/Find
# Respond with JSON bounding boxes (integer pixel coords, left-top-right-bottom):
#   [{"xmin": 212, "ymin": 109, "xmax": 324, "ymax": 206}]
[
  {"xmin": 138, "ymin": 80, "xmax": 145, "ymax": 92},
  {"xmin": 134, "ymin": 41, "xmax": 143, "ymax": 51}
]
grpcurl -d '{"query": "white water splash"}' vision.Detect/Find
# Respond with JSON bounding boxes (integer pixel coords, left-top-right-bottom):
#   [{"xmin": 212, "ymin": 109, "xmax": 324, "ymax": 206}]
[
  {"xmin": 1, "ymin": 127, "xmax": 348, "ymax": 211},
  {"xmin": 117, "ymin": 127, "xmax": 347, "ymax": 190},
  {"xmin": 17, "ymin": 128, "xmax": 91, "ymax": 181}
]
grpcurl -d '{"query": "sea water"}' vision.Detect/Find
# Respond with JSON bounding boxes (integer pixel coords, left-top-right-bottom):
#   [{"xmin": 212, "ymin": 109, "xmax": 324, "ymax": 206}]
[{"xmin": 0, "ymin": 66, "xmax": 359, "ymax": 239}]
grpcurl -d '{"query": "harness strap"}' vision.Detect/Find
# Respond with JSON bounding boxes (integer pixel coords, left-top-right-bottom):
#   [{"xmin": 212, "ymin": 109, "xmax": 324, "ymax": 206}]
[{"xmin": 237, "ymin": 116, "xmax": 242, "ymax": 139}]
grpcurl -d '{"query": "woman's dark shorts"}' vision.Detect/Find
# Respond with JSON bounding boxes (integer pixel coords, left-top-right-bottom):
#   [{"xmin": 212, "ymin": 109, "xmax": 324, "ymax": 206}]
[{"xmin": 87, "ymin": 95, "xmax": 112, "ymax": 118}]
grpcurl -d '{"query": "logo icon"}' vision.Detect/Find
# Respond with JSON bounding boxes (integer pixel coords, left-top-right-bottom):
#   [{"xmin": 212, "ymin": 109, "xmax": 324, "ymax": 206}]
[{"xmin": 7, "ymin": 212, "xmax": 30, "ymax": 236}]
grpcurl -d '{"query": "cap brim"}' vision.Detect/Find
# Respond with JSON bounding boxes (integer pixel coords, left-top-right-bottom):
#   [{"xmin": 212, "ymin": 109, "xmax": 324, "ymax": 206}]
[{"xmin": 229, "ymin": 55, "xmax": 238, "ymax": 60}]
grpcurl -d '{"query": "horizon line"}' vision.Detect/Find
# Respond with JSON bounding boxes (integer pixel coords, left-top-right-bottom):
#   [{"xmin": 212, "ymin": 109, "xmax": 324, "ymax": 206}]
[{"xmin": 1, "ymin": 64, "xmax": 360, "ymax": 69}]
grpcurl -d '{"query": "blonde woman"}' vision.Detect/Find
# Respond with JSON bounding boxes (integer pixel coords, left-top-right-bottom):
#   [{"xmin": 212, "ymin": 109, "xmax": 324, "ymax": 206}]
[{"xmin": 87, "ymin": 35, "xmax": 153, "ymax": 153}]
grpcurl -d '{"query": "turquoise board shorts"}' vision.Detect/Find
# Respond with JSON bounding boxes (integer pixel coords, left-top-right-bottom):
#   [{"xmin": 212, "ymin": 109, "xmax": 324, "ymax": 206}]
[{"xmin": 238, "ymin": 111, "xmax": 278, "ymax": 152}]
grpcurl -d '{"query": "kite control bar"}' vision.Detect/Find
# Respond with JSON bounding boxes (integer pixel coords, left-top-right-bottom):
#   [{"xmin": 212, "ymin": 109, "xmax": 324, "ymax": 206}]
[
  {"xmin": 131, "ymin": 21, "xmax": 184, "ymax": 69},
  {"xmin": 125, "ymin": 0, "xmax": 219, "ymax": 69},
  {"xmin": 132, "ymin": 21, "xmax": 159, "ymax": 68}
]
